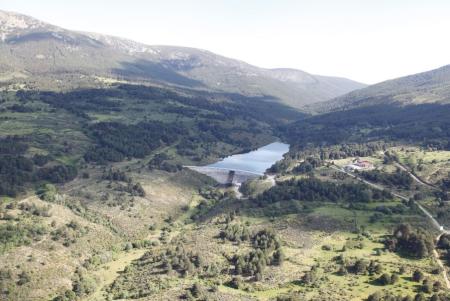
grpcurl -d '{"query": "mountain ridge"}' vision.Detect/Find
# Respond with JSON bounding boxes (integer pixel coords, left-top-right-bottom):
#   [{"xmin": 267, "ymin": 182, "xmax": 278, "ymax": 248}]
[
  {"xmin": 311, "ymin": 64, "xmax": 450, "ymax": 113},
  {"xmin": 0, "ymin": 10, "xmax": 366, "ymax": 109}
]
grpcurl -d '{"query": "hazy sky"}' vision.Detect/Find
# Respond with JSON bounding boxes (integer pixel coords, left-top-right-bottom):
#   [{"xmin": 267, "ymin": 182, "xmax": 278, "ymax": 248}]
[{"xmin": 1, "ymin": 0, "xmax": 450, "ymax": 84}]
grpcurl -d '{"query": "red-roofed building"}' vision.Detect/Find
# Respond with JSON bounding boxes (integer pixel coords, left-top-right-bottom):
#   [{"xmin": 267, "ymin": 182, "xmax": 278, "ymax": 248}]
[{"xmin": 355, "ymin": 160, "xmax": 373, "ymax": 169}]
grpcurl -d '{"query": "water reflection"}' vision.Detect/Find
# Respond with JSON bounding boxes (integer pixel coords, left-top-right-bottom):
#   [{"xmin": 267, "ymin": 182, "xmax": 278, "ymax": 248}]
[{"xmin": 207, "ymin": 142, "xmax": 289, "ymax": 174}]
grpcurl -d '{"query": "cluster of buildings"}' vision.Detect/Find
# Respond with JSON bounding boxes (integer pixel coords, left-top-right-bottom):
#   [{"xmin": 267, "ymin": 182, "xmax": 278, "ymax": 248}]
[{"xmin": 344, "ymin": 159, "xmax": 374, "ymax": 172}]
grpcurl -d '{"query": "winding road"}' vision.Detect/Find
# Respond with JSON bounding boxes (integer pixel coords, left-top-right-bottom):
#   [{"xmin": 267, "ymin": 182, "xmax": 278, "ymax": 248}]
[{"xmin": 331, "ymin": 165, "xmax": 450, "ymax": 289}]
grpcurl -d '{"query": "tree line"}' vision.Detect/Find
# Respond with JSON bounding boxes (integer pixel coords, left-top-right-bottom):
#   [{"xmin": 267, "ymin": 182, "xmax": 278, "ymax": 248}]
[
  {"xmin": 0, "ymin": 137, "xmax": 77, "ymax": 197},
  {"xmin": 282, "ymin": 104, "xmax": 450, "ymax": 151},
  {"xmin": 360, "ymin": 169, "xmax": 413, "ymax": 189},
  {"xmin": 255, "ymin": 178, "xmax": 392, "ymax": 206}
]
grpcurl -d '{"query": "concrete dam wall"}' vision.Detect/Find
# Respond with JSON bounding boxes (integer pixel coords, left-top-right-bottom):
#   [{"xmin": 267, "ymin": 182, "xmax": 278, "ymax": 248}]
[{"xmin": 185, "ymin": 166, "xmax": 262, "ymax": 185}]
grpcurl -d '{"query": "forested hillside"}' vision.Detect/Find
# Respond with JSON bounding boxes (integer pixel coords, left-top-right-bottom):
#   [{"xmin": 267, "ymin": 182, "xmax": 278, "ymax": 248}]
[
  {"xmin": 283, "ymin": 103, "xmax": 450, "ymax": 151},
  {"xmin": 312, "ymin": 64, "xmax": 450, "ymax": 113},
  {"xmin": 1, "ymin": 8, "xmax": 450, "ymax": 301},
  {"xmin": 0, "ymin": 83, "xmax": 303, "ymax": 196}
]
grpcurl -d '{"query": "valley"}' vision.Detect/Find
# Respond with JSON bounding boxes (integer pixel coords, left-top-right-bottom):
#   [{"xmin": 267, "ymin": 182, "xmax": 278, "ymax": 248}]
[
  {"xmin": 0, "ymin": 8, "xmax": 450, "ymax": 301},
  {"xmin": 2, "ymin": 135, "xmax": 450, "ymax": 301}
]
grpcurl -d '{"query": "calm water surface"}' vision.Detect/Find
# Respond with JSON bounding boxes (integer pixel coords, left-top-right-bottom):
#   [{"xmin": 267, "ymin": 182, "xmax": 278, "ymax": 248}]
[{"xmin": 207, "ymin": 142, "xmax": 289, "ymax": 174}]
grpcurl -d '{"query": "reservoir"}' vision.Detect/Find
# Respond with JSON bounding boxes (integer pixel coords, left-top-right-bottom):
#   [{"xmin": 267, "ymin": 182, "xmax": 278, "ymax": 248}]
[
  {"xmin": 208, "ymin": 142, "xmax": 290, "ymax": 174},
  {"xmin": 186, "ymin": 142, "xmax": 289, "ymax": 185}
]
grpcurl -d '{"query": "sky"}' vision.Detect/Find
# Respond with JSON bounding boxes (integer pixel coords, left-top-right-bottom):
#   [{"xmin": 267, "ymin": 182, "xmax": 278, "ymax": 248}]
[{"xmin": 1, "ymin": 0, "xmax": 450, "ymax": 84}]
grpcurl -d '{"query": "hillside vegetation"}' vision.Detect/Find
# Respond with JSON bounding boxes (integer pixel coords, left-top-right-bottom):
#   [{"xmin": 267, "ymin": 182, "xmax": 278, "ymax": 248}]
[
  {"xmin": 0, "ymin": 10, "xmax": 366, "ymax": 109},
  {"xmin": 0, "ymin": 83, "xmax": 303, "ymax": 196},
  {"xmin": 1, "ymin": 9, "xmax": 450, "ymax": 301},
  {"xmin": 312, "ymin": 65, "xmax": 450, "ymax": 113}
]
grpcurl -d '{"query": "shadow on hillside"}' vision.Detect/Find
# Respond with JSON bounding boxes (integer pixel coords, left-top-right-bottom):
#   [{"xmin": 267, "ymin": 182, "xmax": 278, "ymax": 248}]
[
  {"xmin": 113, "ymin": 59, "xmax": 204, "ymax": 88},
  {"xmin": 6, "ymin": 31, "xmax": 104, "ymax": 47}
]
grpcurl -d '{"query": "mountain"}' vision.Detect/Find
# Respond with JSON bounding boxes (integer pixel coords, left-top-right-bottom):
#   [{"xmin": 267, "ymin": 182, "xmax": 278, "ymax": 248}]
[
  {"xmin": 284, "ymin": 65, "xmax": 450, "ymax": 150},
  {"xmin": 2, "ymin": 10, "xmax": 450, "ymax": 301},
  {"xmin": 313, "ymin": 64, "xmax": 450, "ymax": 113},
  {"xmin": 267, "ymin": 68, "xmax": 366, "ymax": 104},
  {"xmin": 0, "ymin": 10, "xmax": 366, "ymax": 109}
]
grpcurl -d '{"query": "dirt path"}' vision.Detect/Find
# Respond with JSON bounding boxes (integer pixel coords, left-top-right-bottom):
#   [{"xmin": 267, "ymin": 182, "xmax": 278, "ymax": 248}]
[
  {"xmin": 394, "ymin": 162, "xmax": 438, "ymax": 190},
  {"xmin": 267, "ymin": 174, "xmax": 276, "ymax": 187},
  {"xmin": 434, "ymin": 246, "xmax": 450, "ymax": 289},
  {"xmin": 331, "ymin": 164, "xmax": 450, "ymax": 289},
  {"xmin": 86, "ymin": 248, "xmax": 147, "ymax": 301},
  {"xmin": 232, "ymin": 184, "xmax": 243, "ymax": 199},
  {"xmin": 434, "ymin": 232, "xmax": 450, "ymax": 289}
]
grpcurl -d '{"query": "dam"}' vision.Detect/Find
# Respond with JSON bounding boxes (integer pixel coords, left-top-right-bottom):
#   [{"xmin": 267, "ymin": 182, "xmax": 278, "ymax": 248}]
[
  {"xmin": 184, "ymin": 166, "xmax": 263, "ymax": 185},
  {"xmin": 185, "ymin": 142, "xmax": 289, "ymax": 185}
]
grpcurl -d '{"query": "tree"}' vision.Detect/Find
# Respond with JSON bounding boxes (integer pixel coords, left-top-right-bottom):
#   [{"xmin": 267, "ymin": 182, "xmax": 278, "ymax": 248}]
[
  {"xmin": 17, "ymin": 271, "xmax": 30, "ymax": 285},
  {"xmin": 273, "ymin": 249, "xmax": 285, "ymax": 266},
  {"xmin": 255, "ymin": 272, "xmax": 263, "ymax": 281},
  {"xmin": 430, "ymin": 294, "xmax": 440, "ymax": 301},
  {"xmin": 354, "ymin": 259, "xmax": 369, "ymax": 275},
  {"xmin": 235, "ymin": 256, "xmax": 244, "ymax": 275},
  {"xmin": 37, "ymin": 184, "xmax": 58, "ymax": 202},
  {"xmin": 337, "ymin": 265, "xmax": 348, "ymax": 276},
  {"xmin": 388, "ymin": 224, "xmax": 434, "ymax": 258},
  {"xmin": 369, "ymin": 262, "xmax": 383, "ymax": 275},
  {"xmin": 390, "ymin": 273, "xmax": 399, "ymax": 284},
  {"xmin": 229, "ymin": 276, "xmax": 242, "ymax": 289},
  {"xmin": 414, "ymin": 293, "xmax": 426, "ymax": 301},
  {"xmin": 185, "ymin": 290, "xmax": 195, "ymax": 301},
  {"xmin": 302, "ymin": 266, "xmax": 319, "ymax": 285},
  {"xmin": 433, "ymin": 281, "xmax": 442, "ymax": 292},
  {"xmin": 421, "ymin": 280, "xmax": 432, "ymax": 293},
  {"xmin": 378, "ymin": 273, "xmax": 391, "ymax": 285},
  {"xmin": 367, "ymin": 291, "xmax": 383, "ymax": 301},
  {"xmin": 412, "ymin": 270, "xmax": 424, "ymax": 282},
  {"xmin": 52, "ymin": 290, "xmax": 76, "ymax": 301},
  {"xmin": 191, "ymin": 283, "xmax": 205, "ymax": 299}
]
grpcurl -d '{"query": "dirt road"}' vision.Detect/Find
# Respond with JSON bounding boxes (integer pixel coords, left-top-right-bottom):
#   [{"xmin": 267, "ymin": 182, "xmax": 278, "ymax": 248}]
[
  {"xmin": 394, "ymin": 162, "xmax": 438, "ymax": 190},
  {"xmin": 331, "ymin": 165, "xmax": 450, "ymax": 289}
]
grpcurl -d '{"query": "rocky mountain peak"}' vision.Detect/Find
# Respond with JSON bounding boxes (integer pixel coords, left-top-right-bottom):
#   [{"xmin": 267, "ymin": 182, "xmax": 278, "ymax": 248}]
[
  {"xmin": 0, "ymin": 10, "xmax": 49, "ymax": 40},
  {"xmin": 0, "ymin": 10, "xmax": 367, "ymax": 109}
]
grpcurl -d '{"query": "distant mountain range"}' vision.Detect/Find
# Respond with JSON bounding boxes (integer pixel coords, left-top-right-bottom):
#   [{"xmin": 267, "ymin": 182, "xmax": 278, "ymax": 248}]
[
  {"xmin": 0, "ymin": 10, "xmax": 366, "ymax": 109},
  {"xmin": 313, "ymin": 64, "xmax": 450, "ymax": 113}
]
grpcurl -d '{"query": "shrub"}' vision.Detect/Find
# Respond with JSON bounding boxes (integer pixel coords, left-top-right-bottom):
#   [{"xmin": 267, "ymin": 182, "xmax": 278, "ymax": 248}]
[
  {"xmin": 367, "ymin": 291, "xmax": 383, "ymax": 301},
  {"xmin": 302, "ymin": 266, "xmax": 320, "ymax": 285},
  {"xmin": 17, "ymin": 271, "xmax": 30, "ymax": 285}
]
